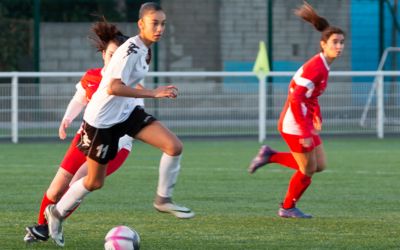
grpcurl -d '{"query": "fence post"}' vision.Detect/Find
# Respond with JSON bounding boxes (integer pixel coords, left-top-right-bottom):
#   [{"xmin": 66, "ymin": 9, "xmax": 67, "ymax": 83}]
[
  {"xmin": 11, "ymin": 72, "xmax": 19, "ymax": 143},
  {"xmin": 376, "ymin": 71, "xmax": 384, "ymax": 139},
  {"xmin": 258, "ymin": 74, "xmax": 266, "ymax": 142}
]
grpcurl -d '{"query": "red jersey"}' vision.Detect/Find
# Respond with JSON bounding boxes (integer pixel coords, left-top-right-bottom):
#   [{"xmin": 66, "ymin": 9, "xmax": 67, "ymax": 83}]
[
  {"xmin": 278, "ymin": 53, "xmax": 330, "ymax": 138},
  {"xmin": 80, "ymin": 68, "xmax": 102, "ymax": 101}
]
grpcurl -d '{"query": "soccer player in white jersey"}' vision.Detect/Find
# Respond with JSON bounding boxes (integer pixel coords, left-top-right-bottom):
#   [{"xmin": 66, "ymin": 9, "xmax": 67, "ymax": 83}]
[
  {"xmin": 44, "ymin": 2, "xmax": 194, "ymax": 247},
  {"xmin": 23, "ymin": 20, "xmax": 137, "ymax": 244},
  {"xmin": 248, "ymin": 2, "xmax": 345, "ymax": 218}
]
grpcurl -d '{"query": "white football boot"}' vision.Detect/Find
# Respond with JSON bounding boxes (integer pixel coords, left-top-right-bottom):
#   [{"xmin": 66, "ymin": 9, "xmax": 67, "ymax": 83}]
[
  {"xmin": 154, "ymin": 202, "xmax": 195, "ymax": 219},
  {"xmin": 44, "ymin": 205, "xmax": 65, "ymax": 247}
]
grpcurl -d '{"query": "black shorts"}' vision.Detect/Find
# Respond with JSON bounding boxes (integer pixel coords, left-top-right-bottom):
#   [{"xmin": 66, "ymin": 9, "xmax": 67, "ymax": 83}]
[{"xmin": 77, "ymin": 106, "xmax": 156, "ymax": 164}]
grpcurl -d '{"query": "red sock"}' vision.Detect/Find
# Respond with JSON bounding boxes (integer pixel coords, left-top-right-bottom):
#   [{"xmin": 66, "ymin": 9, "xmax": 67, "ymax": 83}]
[
  {"xmin": 37, "ymin": 193, "xmax": 55, "ymax": 225},
  {"xmin": 282, "ymin": 171, "xmax": 312, "ymax": 209},
  {"xmin": 106, "ymin": 148, "xmax": 130, "ymax": 176},
  {"xmin": 270, "ymin": 152, "xmax": 299, "ymax": 170}
]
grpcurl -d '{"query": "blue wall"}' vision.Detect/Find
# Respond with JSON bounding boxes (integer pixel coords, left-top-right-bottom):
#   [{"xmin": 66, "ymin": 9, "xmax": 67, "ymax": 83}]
[
  {"xmin": 351, "ymin": 0, "xmax": 380, "ymax": 71},
  {"xmin": 351, "ymin": 0, "xmax": 400, "ymax": 71}
]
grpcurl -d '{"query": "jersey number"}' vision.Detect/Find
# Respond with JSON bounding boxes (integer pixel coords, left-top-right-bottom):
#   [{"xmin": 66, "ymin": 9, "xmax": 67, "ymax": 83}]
[{"xmin": 96, "ymin": 144, "xmax": 109, "ymax": 159}]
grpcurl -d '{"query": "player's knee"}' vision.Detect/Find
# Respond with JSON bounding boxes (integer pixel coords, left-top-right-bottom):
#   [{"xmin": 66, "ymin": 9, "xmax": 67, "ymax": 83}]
[
  {"xmin": 165, "ymin": 140, "xmax": 183, "ymax": 156},
  {"xmin": 304, "ymin": 164, "xmax": 317, "ymax": 176},
  {"xmin": 316, "ymin": 163, "xmax": 327, "ymax": 173},
  {"xmin": 304, "ymin": 169, "xmax": 315, "ymax": 176},
  {"xmin": 84, "ymin": 179, "xmax": 104, "ymax": 191}
]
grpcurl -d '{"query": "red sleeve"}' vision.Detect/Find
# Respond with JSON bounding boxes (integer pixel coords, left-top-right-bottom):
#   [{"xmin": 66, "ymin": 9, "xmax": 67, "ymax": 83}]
[
  {"xmin": 289, "ymin": 85, "xmax": 312, "ymax": 138},
  {"xmin": 80, "ymin": 68, "xmax": 102, "ymax": 101},
  {"xmin": 314, "ymin": 100, "xmax": 322, "ymax": 122},
  {"xmin": 289, "ymin": 60, "xmax": 323, "ymax": 138},
  {"xmin": 302, "ymin": 62, "xmax": 323, "ymax": 124}
]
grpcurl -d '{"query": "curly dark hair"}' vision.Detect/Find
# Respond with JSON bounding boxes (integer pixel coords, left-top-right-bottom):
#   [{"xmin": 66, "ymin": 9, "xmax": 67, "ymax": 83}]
[{"xmin": 89, "ymin": 17, "xmax": 129, "ymax": 52}]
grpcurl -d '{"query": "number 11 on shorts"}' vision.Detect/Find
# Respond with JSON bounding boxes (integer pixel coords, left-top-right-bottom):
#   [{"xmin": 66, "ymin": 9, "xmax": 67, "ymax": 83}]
[{"xmin": 96, "ymin": 144, "xmax": 109, "ymax": 159}]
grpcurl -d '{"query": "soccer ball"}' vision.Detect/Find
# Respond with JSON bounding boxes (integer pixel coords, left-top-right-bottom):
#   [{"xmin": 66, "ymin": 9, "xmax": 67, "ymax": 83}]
[{"xmin": 104, "ymin": 225, "xmax": 140, "ymax": 250}]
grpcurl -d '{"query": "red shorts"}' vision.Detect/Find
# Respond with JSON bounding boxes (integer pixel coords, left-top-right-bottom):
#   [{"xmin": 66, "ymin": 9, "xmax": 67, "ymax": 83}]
[
  {"xmin": 280, "ymin": 132, "xmax": 322, "ymax": 153},
  {"xmin": 60, "ymin": 133, "xmax": 87, "ymax": 175}
]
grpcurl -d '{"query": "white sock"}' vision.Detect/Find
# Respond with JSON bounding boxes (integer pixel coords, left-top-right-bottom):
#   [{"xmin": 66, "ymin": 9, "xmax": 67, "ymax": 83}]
[
  {"xmin": 157, "ymin": 153, "xmax": 182, "ymax": 198},
  {"xmin": 55, "ymin": 177, "xmax": 90, "ymax": 217}
]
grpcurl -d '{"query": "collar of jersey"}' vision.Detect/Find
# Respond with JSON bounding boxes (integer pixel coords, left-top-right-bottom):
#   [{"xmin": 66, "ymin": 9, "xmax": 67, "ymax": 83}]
[
  {"xmin": 319, "ymin": 52, "xmax": 330, "ymax": 71},
  {"xmin": 132, "ymin": 35, "xmax": 149, "ymax": 56}
]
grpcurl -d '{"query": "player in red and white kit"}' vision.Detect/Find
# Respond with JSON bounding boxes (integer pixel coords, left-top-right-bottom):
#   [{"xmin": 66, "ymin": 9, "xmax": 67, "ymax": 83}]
[
  {"xmin": 248, "ymin": 2, "xmax": 345, "ymax": 218},
  {"xmin": 24, "ymin": 20, "xmax": 134, "ymax": 243}
]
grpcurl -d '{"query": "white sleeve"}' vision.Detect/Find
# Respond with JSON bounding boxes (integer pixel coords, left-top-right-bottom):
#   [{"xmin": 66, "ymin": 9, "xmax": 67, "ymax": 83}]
[
  {"xmin": 135, "ymin": 98, "xmax": 145, "ymax": 107},
  {"xmin": 62, "ymin": 82, "xmax": 88, "ymax": 122},
  {"xmin": 108, "ymin": 49, "xmax": 140, "ymax": 82}
]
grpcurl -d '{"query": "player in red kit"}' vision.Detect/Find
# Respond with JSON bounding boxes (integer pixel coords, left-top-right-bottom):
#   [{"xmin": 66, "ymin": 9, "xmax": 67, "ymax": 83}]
[
  {"xmin": 24, "ymin": 20, "xmax": 134, "ymax": 243},
  {"xmin": 248, "ymin": 1, "xmax": 345, "ymax": 218}
]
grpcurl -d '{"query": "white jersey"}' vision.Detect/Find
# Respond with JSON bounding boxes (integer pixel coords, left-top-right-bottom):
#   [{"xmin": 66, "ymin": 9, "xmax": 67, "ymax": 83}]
[{"xmin": 83, "ymin": 36, "xmax": 150, "ymax": 128}]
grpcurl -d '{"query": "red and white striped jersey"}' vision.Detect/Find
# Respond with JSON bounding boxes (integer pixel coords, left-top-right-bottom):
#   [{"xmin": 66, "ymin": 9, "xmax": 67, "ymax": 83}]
[
  {"xmin": 278, "ymin": 53, "xmax": 330, "ymax": 138},
  {"xmin": 62, "ymin": 68, "xmax": 103, "ymax": 123}
]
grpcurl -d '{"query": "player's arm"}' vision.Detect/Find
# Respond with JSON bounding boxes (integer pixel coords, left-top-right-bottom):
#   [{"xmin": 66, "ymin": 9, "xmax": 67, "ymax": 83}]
[
  {"xmin": 106, "ymin": 42, "xmax": 177, "ymax": 99},
  {"xmin": 291, "ymin": 61, "xmax": 323, "ymax": 140},
  {"xmin": 313, "ymin": 100, "xmax": 322, "ymax": 133},
  {"xmin": 59, "ymin": 83, "xmax": 88, "ymax": 139},
  {"xmin": 107, "ymin": 78, "xmax": 177, "ymax": 99},
  {"xmin": 290, "ymin": 88, "xmax": 313, "ymax": 148},
  {"xmin": 289, "ymin": 84, "xmax": 312, "ymax": 139}
]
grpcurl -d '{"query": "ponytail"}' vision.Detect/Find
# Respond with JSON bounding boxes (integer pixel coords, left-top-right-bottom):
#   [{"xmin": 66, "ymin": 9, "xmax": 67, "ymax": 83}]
[
  {"xmin": 294, "ymin": 1, "xmax": 329, "ymax": 32},
  {"xmin": 89, "ymin": 17, "xmax": 129, "ymax": 52}
]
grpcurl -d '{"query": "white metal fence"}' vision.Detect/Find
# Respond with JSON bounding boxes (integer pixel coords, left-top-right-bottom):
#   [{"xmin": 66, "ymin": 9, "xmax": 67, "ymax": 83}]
[{"xmin": 0, "ymin": 71, "xmax": 399, "ymax": 143}]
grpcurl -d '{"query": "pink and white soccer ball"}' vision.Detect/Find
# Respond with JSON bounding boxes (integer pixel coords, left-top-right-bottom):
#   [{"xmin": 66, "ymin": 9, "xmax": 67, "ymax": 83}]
[{"xmin": 104, "ymin": 225, "xmax": 140, "ymax": 250}]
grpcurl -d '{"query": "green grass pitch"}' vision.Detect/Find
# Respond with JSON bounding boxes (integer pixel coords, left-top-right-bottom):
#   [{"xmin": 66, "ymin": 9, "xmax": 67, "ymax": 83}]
[{"xmin": 0, "ymin": 137, "xmax": 399, "ymax": 249}]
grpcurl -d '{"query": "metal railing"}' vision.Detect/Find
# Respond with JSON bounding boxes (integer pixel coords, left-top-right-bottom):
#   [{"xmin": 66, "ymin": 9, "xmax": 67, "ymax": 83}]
[{"xmin": 0, "ymin": 70, "xmax": 399, "ymax": 143}]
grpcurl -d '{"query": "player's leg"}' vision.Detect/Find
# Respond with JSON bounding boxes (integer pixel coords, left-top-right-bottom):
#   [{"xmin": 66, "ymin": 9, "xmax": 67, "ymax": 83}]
[
  {"xmin": 291, "ymin": 150, "xmax": 317, "ymax": 176},
  {"xmin": 248, "ymin": 145, "xmax": 277, "ymax": 173},
  {"xmin": 136, "ymin": 120, "xmax": 182, "ymax": 156},
  {"xmin": 314, "ymin": 137, "xmax": 327, "ymax": 172},
  {"xmin": 105, "ymin": 135, "xmax": 132, "ymax": 176},
  {"xmin": 248, "ymin": 146, "xmax": 304, "ymax": 173},
  {"xmin": 25, "ymin": 133, "xmax": 86, "ymax": 243},
  {"xmin": 278, "ymin": 133, "xmax": 318, "ymax": 218},
  {"xmin": 69, "ymin": 135, "xmax": 133, "ymax": 184},
  {"xmin": 48, "ymin": 135, "xmax": 132, "ymax": 231},
  {"xmin": 45, "ymin": 124, "xmax": 114, "ymax": 247},
  {"xmin": 135, "ymin": 121, "xmax": 194, "ymax": 219},
  {"xmin": 24, "ymin": 169, "xmax": 73, "ymax": 243},
  {"xmin": 248, "ymin": 133, "xmax": 307, "ymax": 174},
  {"xmin": 45, "ymin": 158, "xmax": 108, "ymax": 247},
  {"xmin": 39, "ymin": 133, "xmax": 86, "ymax": 221},
  {"xmin": 278, "ymin": 150, "xmax": 315, "ymax": 218},
  {"xmin": 69, "ymin": 163, "xmax": 87, "ymax": 185}
]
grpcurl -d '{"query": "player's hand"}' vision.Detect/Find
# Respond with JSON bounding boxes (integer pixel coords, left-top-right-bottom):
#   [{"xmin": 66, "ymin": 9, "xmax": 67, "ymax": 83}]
[
  {"xmin": 59, "ymin": 118, "xmax": 71, "ymax": 140},
  {"xmin": 299, "ymin": 137, "xmax": 312, "ymax": 148},
  {"xmin": 153, "ymin": 85, "xmax": 178, "ymax": 98},
  {"xmin": 313, "ymin": 116, "xmax": 322, "ymax": 134}
]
